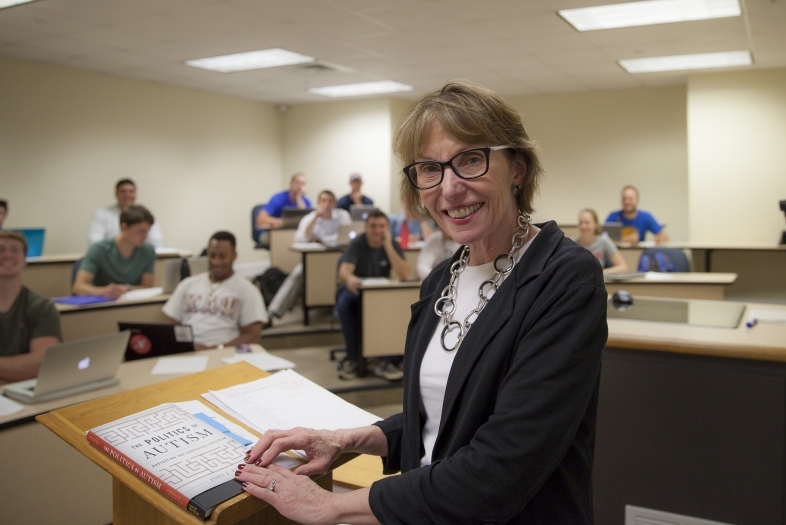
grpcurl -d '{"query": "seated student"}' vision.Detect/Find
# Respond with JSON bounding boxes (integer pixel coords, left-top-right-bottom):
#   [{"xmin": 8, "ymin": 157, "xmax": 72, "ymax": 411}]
[
  {"xmin": 88, "ymin": 178, "xmax": 165, "ymax": 248},
  {"xmin": 389, "ymin": 198, "xmax": 435, "ymax": 245},
  {"xmin": 0, "ymin": 231, "xmax": 61, "ymax": 385},
  {"xmin": 575, "ymin": 209, "xmax": 628, "ymax": 274},
  {"xmin": 416, "ymin": 228, "xmax": 461, "ymax": 280},
  {"xmin": 0, "ymin": 199, "xmax": 7, "ymax": 229},
  {"xmin": 162, "ymin": 231, "xmax": 267, "ymax": 350},
  {"xmin": 336, "ymin": 172, "xmax": 374, "ymax": 212},
  {"xmin": 606, "ymin": 185, "xmax": 668, "ymax": 244},
  {"xmin": 336, "ymin": 210, "xmax": 409, "ymax": 381},
  {"xmin": 255, "ymin": 173, "xmax": 312, "ymax": 230},
  {"xmin": 294, "ymin": 190, "xmax": 352, "ymax": 245},
  {"xmin": 73, "ymin": 205, "xmax": 156, "ymax": 298}
]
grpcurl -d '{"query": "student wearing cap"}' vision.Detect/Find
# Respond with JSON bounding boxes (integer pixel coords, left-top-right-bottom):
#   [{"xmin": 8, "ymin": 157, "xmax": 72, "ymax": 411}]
[{"xmin": 336, "ymin": 172, "xmax": 374, "ymax": 212}]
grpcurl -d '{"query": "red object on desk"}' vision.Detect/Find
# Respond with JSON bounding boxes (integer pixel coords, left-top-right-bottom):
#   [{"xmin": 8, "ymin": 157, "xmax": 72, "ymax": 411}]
[{"xmin": 400, "ymin": 221, "xmax": 409, "ymax": 249}]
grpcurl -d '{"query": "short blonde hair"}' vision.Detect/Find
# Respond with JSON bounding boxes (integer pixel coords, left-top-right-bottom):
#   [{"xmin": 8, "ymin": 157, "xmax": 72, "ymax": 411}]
[
  {"xmin": 0, "ymin": 230, "xmax": 27, "ymax": 254},
  {"xmin": 394, "ymin": 80, "xmax": 543, "ymax": 220}
]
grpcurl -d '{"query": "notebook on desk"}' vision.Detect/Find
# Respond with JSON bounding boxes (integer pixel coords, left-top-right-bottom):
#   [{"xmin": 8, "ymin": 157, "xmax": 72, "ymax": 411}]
[
  {"xmin": 12, "ymin": 228, "xmax": 45, "ymax": 257},
  {"xmin": 117, "ymin": 322, "xmax": 195, "ymax": 361},
  {"xmin": 3, "ymin": 331, "xmax": 130, "ymax": 404},
  {"xmin": 281, "ymin": 207, "xmax": 312, "ymax": 228}
]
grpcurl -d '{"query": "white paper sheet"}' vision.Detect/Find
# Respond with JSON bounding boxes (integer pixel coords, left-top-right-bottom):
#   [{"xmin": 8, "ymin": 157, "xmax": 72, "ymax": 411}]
[
  {"xmin": 119, "ymin": 287, "xmax": 164, "ymax": 301},
  {"xmin": 207, "ymin": 370, "xmax": 382, "ymax": 435},
  {"xmin": 151, "ymin": 355, "xmax": 209, "ymax": 375},
  {"xmin": 747, "ymin": 308, "xmax": 786, "ymax": 324},
  {"xmin": 360, "ymin": 277, "xmax": 390, "ymax": 286},
  {"xmin": 221, "ymin": 351, "xmax": 296, "ymax": 371},
  {"xmin": 0, "ymin": 395, "xmax": 24, "ymax": 416}
]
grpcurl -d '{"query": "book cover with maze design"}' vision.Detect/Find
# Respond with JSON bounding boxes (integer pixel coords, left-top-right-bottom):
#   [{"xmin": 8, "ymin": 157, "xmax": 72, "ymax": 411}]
[{"xmin": 87, "ymin": 403, "xmax": 246, "ymax": 519}]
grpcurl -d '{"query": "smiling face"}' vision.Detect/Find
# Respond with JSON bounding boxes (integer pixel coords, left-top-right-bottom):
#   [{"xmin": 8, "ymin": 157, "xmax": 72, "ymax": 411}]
[
  {"xmin": 116, "ymin": 183, "xmax": 137, "ymax": 209},
  {"xmin": 622, "ymin": 188, "xmax": 639, "ymax": 215},
  {"xmin": 578, "ymin": 211, "xmax": 598, "ymax": 237},
  {"xmin": 365, "ymin": 216, "xmax": 389, "ymax": 247},
  {"xmin": 207, "ymin": 239, "xmax": 236, "ymax": 282},
  {"xmin": 0, "ymin": 237, "xmax": 26, "ymax": 279},
  {"xmin": 417, "ymin": 122, "xmax": 525, "ymax": 263}
]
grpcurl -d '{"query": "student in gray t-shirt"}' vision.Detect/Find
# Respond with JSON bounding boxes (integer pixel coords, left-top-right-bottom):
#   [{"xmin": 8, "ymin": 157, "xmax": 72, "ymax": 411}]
[
  {"xmin": 73, "ymin": 205, "xmax": 157, "ymax": 298},
  {"xmin": 574, "ymin": 209, "xmax": 628, "ymax": 274}
]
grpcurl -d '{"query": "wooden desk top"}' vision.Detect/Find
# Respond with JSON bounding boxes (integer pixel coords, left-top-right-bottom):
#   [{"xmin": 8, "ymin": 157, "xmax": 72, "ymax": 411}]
[
  {"xmin": 290, "ymin": 243, "xmax": 424, "ymax": 253},
  {"xmin": 604, "ymin": 272, "xmax": 737, "ymax": 285},
  {"xmin": 359, "ymin": 279, "xmax": 422, "ymax": 290},
  {"xmin": 616, "ymin": 242, "xmax": 786, "ymax": 252},
  {"xmin": 26, "ymin": 249, "xmax": 192, "ymax": 265},
  {"xmin": 54, "ymin": 293, "xmax": 170, "ymax": 313},
  {"xmin": 607, "ymin": 298, "xmax": 786, "ymax": 362}
]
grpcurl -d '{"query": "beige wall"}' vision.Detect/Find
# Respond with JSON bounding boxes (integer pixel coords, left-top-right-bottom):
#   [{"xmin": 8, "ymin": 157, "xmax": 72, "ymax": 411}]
[
  {"xmin": 508, "ymin": 86, "xmax": 689, "ymax": 241},
  {"xmin": 0, "ymin": 56, "xmax": 282, "ymax": 263},
  {"xmin": 688, "ymin": 68, "xmax": 786, "ymax": 244},
  {"xmin": 280, "ymin": 98, "xmax": 395, "ymax": 215}
]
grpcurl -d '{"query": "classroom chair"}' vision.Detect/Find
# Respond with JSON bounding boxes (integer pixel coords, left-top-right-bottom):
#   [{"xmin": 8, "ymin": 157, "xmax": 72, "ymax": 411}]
[
  {"xmin": 637, "ymin": 247, "xmax": 690, "ymax": 272},
  {"xmin": 251, "ymin": 203, "xmax": 269, "ymax": 249}
]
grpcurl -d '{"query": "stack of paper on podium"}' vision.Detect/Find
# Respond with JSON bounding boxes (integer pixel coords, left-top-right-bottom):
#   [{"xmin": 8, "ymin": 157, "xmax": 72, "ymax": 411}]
[{"xmin": 206, "ymin": 370, "xmax": 382, "ymax": 455}]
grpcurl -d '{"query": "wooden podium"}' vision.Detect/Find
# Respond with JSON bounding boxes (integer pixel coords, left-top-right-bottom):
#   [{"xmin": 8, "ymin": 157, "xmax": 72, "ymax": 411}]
[{"xmin": 37, "ymin": 362, "xmax": 340, "ymax": 525}]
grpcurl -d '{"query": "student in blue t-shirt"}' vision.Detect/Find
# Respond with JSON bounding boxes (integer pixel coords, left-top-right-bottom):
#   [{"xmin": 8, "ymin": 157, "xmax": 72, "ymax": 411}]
[
  {"xmin": 255, "ymin": 173, "xmax": 313, "ymax": 230},
  {"xmin": 605, "ymin": 185, "xmax": 668, "ymax": 244}
]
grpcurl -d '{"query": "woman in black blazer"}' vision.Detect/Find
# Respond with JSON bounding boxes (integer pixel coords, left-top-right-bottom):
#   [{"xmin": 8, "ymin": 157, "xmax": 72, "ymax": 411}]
[{"xmin": 237, "ymin": 81, "xmax": 608, "ymax": 524}]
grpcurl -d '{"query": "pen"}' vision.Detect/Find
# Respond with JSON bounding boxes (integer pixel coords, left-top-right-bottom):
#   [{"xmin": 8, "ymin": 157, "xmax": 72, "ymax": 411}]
[{"xmin": 746, "ymin": 318, "xmax": 758, "ymax": 328}]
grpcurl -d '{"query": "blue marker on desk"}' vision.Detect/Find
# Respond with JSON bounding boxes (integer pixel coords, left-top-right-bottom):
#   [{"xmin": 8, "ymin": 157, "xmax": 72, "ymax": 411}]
[{"xmin": 746, "ymin": 318, "xmax": 758, "ymax": 328}]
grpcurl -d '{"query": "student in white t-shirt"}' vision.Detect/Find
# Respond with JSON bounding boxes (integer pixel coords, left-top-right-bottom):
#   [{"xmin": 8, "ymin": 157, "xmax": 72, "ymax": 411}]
[
  {"xmin": 293, "ymin": 190, "xmax": 352, "ymax": 245},
  {"xmin": 162, "ymin": 231, "xmax": 267, "ymax": 349}
]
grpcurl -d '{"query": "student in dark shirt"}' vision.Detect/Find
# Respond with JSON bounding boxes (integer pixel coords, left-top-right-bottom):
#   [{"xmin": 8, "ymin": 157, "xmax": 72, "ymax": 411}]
[
  {"xmin": 336, "ymin": 172, "xmax": 374, "ymax": 212},
  {"xmin": 0, "ymin": 231, "xmax": 61, "ymax": 385},
  {"xmin": 335, "ymin": 210, "xmax": 409, "ymax": 380}
]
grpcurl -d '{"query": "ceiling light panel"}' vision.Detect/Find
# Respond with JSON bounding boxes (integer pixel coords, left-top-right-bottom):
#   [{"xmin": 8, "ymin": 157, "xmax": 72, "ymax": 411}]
[
  {"xmin": 619, "ymin": 50, "xmax": 752, "ymax": 72},
  {"xmin": 0, "ymin": 0, "xmax": 37, "ymax": 8},
  {"xmin": 309, "ymin": 81, "xmax": 413, "ymax": 98},
  {"xmin": 185, "ymin": 48, "xmax": 314, "ymax": 73},
  {"xmin": 559, "ymin": 0, "xmax": 741, "ymax": 31}
]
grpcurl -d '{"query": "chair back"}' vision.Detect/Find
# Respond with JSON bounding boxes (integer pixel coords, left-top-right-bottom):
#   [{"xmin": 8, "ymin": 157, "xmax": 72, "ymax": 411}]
[
  {"xmin": 637, "ymin": 248, "xmax": 690, "ymax": 272},
  {"xmin": 251, "ymin": 204, "xmax": 267, "ymax": 248},
  {"xmin": 70, "ymin": 257, "xmax": 84, "ymax": 292}
]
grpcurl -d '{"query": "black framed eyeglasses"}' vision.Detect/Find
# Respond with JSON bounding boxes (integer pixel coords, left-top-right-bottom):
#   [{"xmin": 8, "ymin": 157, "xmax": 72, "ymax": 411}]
[{"xmin": 403, "ymin": 146, "xmax": 514, "ymax": 190}]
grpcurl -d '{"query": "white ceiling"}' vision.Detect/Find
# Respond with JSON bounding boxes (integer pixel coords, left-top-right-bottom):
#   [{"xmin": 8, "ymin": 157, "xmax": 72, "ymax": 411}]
[{"xmin": 1, "ymin": 0, "xmax": 784, "ymax": 105}]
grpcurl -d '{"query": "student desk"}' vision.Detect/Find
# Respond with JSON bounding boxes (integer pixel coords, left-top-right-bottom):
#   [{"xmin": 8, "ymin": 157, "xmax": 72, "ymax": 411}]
[
  {"xmin": 56, "ymin": 294, "xmax": 170, "ymax": 341},
  {"xmin": 23, "ymin": 250, "xmax": 190, "ymax": 299},
  {"xmin": 615, "ymin": 243, "xmax": 786, "ymax": 303},
  {"xmin": 360, "ymin": 280, "xmax": 420, "ymax": 362},
  {"xmin": 596, "ymin": 298, "xmax": 786, "ymax": 525},
  {"xmin": 604, "ymin": 272, "xmax": 737, "ymax": 300},
  {"xmin": 291, "ymin": 243, "xmax": 423, "ymax": 325},
  {"xmin": 269, "ymin": 227, "xmax": 299, "ymax": 273}
]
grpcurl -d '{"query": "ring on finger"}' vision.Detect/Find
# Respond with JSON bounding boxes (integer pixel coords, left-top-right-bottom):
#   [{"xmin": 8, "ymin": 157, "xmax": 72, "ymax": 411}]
[{"xmin": 267, "ymin": 479, "xmax": 277, "ymax": 492}]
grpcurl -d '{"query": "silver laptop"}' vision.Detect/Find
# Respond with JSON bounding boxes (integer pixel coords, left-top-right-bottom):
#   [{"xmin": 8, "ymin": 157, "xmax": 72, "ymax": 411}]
[
  {"xmin": 349, "ymin": 204, "xmax": 377, "ymax": 222},
  {"xmin": 603, "ymin": 222, "xmax": 623, "ymax": 242},
  {"xmin": 281, "ymin": 207, "xmax": 312, "ymax": 228},
  {"xmin": 3, "ymin": 331, "xmax": 130, "ymax": 403},
  {"xmin": 337, "ymin": 221, "xmax": 365, "ymax": 247}
]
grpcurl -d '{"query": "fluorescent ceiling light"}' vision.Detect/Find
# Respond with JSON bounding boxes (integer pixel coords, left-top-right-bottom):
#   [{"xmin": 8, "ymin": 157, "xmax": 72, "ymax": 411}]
[
  {"xmin": 185, "ymin": 48, "xmax": 314, "ymax": 73},
  {"xmin": 309, "ymin": 81, "xmax": 413, "ymax": 98},
  {"xmin": 619, "ymin": 50, "xmax": 752, "ymax": 73},
  {"xmin": 0, "ymin": 0, "xmax": 38, "ymax": 9},
  {"xmin": 559, "ymin": 0, "xmax": 741, "ymax": 31}
]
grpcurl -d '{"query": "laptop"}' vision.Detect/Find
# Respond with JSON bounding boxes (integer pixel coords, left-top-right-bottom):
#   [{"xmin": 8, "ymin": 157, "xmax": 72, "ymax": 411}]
[
  {"xmin": 337, "ymin": 221, "xmax": 365, "ymax": 247},
  {"xmin": 3, "ymin": 331, "xmax": 130, "ymax": 403},
  {"xmin": 11, "ymin": 228, "xmax": 46, "ymax": 257},
  {"xmin": 349, "ymin": 204, "xmax": 377, "ymax": 222},
  {"xmin": 602, "ymin": 222, "xmax": 623, "ymax": 242},
  {"xmin": 117, "ymin": 322, "xmax": 195, "ymax": 361},
  {"xmin": 281, "ymin": 207, "xmax": 312, "ymax": 228}
]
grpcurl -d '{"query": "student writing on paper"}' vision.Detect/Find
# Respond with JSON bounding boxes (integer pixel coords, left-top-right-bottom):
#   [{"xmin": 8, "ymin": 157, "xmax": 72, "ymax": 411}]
[
  {"xmin": 575, "ymin": 208, "xmax": 628, "ymax": 274},
  {"xmin": 0, "ymin": 231, "xmax": 61, "ymax": 385},
  {"xmin": 73, "ymin": 205, "xmax": 156, "ymax": 299},
  {"xmin": 87, "ymin": 178, "xmax": 165, "ymax": 248},
  {"xmin": 162, "ymin": 231, "xmax": 267, "ymax": 350},
  {"xmin": 236, "ymin": 82, "xmax": 606, "ymax": 525}
]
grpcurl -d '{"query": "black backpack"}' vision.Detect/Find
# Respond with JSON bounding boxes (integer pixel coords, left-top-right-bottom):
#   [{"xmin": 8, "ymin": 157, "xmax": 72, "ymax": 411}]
[{"xmin": 253, "ymin": 267, "xmax": 288, "ymax": 306}]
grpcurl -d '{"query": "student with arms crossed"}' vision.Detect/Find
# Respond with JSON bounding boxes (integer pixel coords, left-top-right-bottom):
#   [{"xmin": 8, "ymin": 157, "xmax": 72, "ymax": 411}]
[
  {"xmin": 162, "ymin": 231, "xmax": 267, "ymax": 350},
  {"xmin": 0, "ymin": 231, "xmax": 61, "ymax": 385},
  {"xmin": 73, "ymin": 205, "xmax": 156, "ymax": 298}
]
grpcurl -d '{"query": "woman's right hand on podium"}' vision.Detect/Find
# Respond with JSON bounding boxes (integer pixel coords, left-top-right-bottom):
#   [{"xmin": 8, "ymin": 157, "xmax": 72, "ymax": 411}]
[{"xmin": 246, "ymin": 427, "xmax": 345, "ymax": 476}]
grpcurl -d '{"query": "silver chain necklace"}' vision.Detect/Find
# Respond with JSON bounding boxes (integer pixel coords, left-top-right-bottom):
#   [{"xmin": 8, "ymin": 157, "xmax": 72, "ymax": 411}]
[{"xmin": 434, "ymin": 212, "xmax": 532, "ymax": 353}]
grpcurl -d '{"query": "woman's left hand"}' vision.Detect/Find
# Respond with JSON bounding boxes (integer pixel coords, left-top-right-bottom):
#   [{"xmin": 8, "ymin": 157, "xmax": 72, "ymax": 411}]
[{"xmin": 235, "ymin": 463, "xmax": 335, "ymax": 525}]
